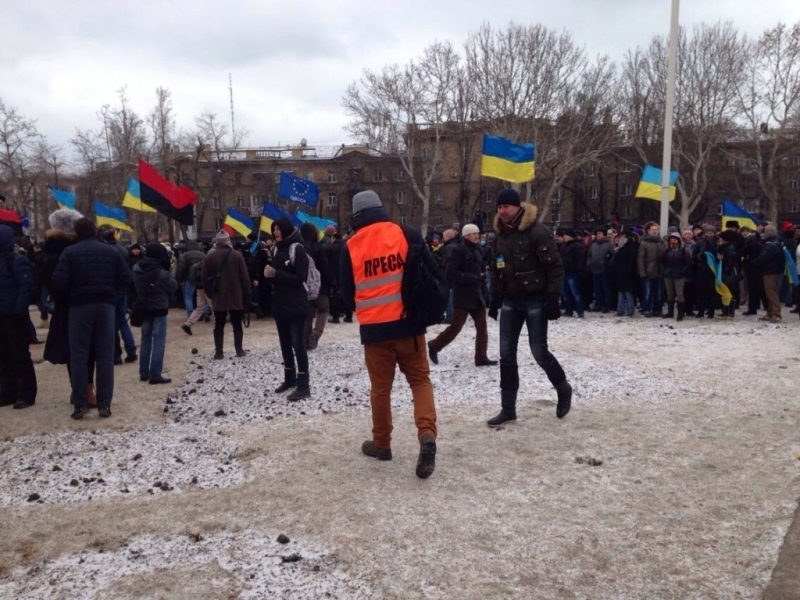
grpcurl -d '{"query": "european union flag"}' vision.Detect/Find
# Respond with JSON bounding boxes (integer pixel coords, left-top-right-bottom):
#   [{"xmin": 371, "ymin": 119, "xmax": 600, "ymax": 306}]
[{"xmin": 279, "ymin": 172, "xmax": 319, "ymax": 209}]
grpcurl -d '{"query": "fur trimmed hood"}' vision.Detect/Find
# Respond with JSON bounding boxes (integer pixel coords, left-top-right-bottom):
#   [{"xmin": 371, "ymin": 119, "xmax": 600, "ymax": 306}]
[
  {"xmin": 493, "ymin": 202, "xmax": 539, "ymax": 234},
  {"xmin": 44, "ymin": 229, "xmax": 77, "ymax": 243}
]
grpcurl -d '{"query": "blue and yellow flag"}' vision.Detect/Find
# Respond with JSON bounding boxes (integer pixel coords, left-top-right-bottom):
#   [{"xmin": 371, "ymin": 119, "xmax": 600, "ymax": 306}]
[
  {"xmin": 704, "ymin": 251, "xmax": 733, "ymax": 307},
  {"xmin": 223, "ymin": 208, "xmax": 255, "ymax": 238},
  {"xmin": 480, "ymin": 135, "xmax": 535, "ymax": 183},
  {"xmin": 295, "ymin": 210, "xmax": 337, "ymax": 240},
  {"xmin": 783, "ymin": 247, "xmax": 799, "ymax": 286},
  {"xmin": 48, "ymin": 186, "xmax": 76, "ymax": 209},
  {"xmin": 93, "ymin": 201, "xmax": 133, "ymax": 232},
  {"xmin": 721, "ymin": 199, "xmax": 758, "ymax": 231},
  {"xmin": 260, "ymin": 202, "xmax": 302, "ymax": 234},
  {"xmin": 121, "ymin": 177, "xmax": 156, "ymax": 213},
  {"xmin": 635, "ymin": 165, "xmax": 678, "ymax": 201}
]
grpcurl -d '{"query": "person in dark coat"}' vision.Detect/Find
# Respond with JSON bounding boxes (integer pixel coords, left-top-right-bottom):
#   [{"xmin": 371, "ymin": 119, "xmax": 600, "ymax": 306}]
[
  {"xmin": 693, "ymin": 225, "xmax": 720, "ymax": 319},
  {"xmin": 609, "ymin": 230, "xmax": 638, "ymax": 316},
  {"xmin": 0, "ymin": 224, "xmax": 37, "ymax": 409},
  {"xmin": 750, "ymin": 224, "xmax": 786, "ymax": 322},
  {"xmin": 660, "ymin": 232, "xmax": 692, "ymax": 320},
  {"xmin": 742, "ymin": 223, "xmax": 767, "ymax": 315},
  {"xmin": 51, "ymin": 217, "xmax": 132, "ymax": 419},
  {"xmin": 325, "ymin": 234, "xmax": 352, "ymax": 323},
  {"xmin": 202, "ymin": 230, "xmax": 252, "ymax": 359},
  {"xmin": 427, "ymin": 224, "xmax": 497, "ymax": 367},
  {"xmin": 263, "ymin": 217, "xmax": 311, "ymax": 401},
  {"xmin": 299, "ymin": 221, "xmax": 334, "ymax": 349},
  {"xmin": 133, "ymin": 243, "xmax": 178, "ymax": 383},
  {"xmin": 559, "ymin": 230, "xmax": 587, "ymax": 317},
  {"xmin": 715, "ymin": 230, "xmax": 739, "ymax": 320}
]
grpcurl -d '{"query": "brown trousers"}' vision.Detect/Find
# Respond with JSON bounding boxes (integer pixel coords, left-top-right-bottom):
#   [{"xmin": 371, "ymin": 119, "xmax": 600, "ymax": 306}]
[
  {"xmin": 428, "ymin": 307, "xmax": 489, "ymax": 363},
  {"xmin": 763, "ymin": 274, "xmax": 782, "ymax": 318},
  {"xmin": 363, "ymin": 335, "xmax": 437, "ymax": 449}
]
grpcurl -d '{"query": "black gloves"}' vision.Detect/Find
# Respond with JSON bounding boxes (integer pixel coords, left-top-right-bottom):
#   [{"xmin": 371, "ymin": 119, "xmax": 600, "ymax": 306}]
[
  {"xmin": 546, "ymin": 295, "xmax": 561, "ymax": 321},
  {"xmin": 488, "ymin": 297, "xmax": 501, "ymax": 321}
]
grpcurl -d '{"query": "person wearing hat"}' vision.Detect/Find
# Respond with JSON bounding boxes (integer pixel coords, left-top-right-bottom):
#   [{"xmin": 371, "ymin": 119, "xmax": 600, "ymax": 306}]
[
  {"xmin": 750, "ymin": 225, "xmax": 786, "ymax": 322},
  {"xmin": 487, "ymin": 188, "xmax": 572, "ymax": 426},
  {"xmin": 427, "ymin": 224, "xmax": 497, "ymax": 368},
  {"xmin": 202, "ymin": 229, "xmax": 251, "ymax": 360},
  {"xmin": 586, "ymin": 227, "xmax": 614, "ymax": 313},
  {"xmin": 692, "ymin": 225, "xmax": 720, "ymax": 319},
  {"xmin": 559, "ymin": 229, "xmax": 587, "ymax": 318},
  {"xmin": 743, "ymin": 222, "xmax": 768, "ymax": 315},
  {"xmin": 340, "ymin": 190, "xmax": 438, "ymax": 479}
]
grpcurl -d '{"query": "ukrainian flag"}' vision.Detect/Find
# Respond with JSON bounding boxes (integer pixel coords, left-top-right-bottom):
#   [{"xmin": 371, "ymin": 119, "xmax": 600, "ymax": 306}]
[
  {"xmin": 721, "ymin": 199, "xmax": 758, "ymax": 231},
  {"xmin": 93, "ymin": 201, "xmax": 133, "ymax": 232},
  {"xmin": 296, "ymin": 210, "xmax": 337, "ymax": 240},
  {"xmin": 121, "ymin": 177, "xmax": 156, "ymax": 213},
  {"xmin": 260, "ymin": 202, "xmax": 302, "ymax": 234},
  {"xmin": 635, "ymin": 165, "xmax": 678, "ymax": 201},
  {"xmin": 223, "ymin": 208, "xmax": 255, "ymax": 238},
  {"xmin": 480, "ymin": 135, "xmax": 535, "ymax": 183},
  {"xmin": 48, "ymin": 186, "xmax": 76, "ymax": 210},
  {"xmin": 704, "ymin": 251, "xmax": 733, "ymax": 307},
  {"xmin": 783, "ymin": 247, "xmax": 799, "ymax": 286}
]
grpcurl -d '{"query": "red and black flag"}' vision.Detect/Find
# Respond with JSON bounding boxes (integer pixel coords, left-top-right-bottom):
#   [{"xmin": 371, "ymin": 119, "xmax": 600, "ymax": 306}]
[
  {"xmin": 138, "ymin": 159, "xmax": 197, "ymax": 226},
  {"xmin": 0, "ymin": 207, "xmax": 23, "ymax": 235}
]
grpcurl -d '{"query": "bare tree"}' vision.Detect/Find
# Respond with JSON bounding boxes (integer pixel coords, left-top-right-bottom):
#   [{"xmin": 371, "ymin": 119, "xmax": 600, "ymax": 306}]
[
  {"xmin": 343, "ymin": 41, "xmax": 460, "ymax": 234},
  {"xmin": 0, "ymin": 98, "xmax": 42, "ymax": 215},
  {"xmin": 736, "ymin": 22, "xmax": 800, "ymax": 223},
  {"xmin": 621, "ymin": 22, "xmax": 747, "ymax": 228}
]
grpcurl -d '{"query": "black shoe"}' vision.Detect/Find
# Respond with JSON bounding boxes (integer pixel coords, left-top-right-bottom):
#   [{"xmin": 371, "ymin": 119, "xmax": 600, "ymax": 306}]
[
  {"xmin": 98, "ymin": 407, "xmax": 112, "ymax": 418},
  {"xmin": 114, "ymin": 357, "xmax": 123, "ymax": 366},
  {"xmin": 140, "ymin": 375, "xmax": 149, "ymax": 382},
  {"xmin": 428, "ymin": 343, "xmax": 438, "ymax": 365},
  {"xmin": 274, "ymin": 381, "xmax": 296, "ymax": 393},
  {"xmin": 742, "ymin": 311, "xmax": 757, "ymax": 316},
  {"xmin": 213, "ymin": 350, "xmax": 223, "ymax": 360},
  {"xmin": 235, "ymin": 348, "xmax": 246, "ymax": 357},
  {"xmin": 0, "ymin": 398, "xmax": 15, "ymax": 407},
  {"xmin": 149, "ymin": 377, "xmax": 172, "ymax": 385},
  {"xmin": 415, "ymin": 435, "xmax": 436, "ymax": 479},
  {"xmin": 361, "ymin": 440, "xmax": 392, "ymax": 461},
  {"xmin": 555, "ymin": 380, "xmax": 572, "ymax": 419},
  {"xmin": 125, "ymin": 354, "xmax": 138, "ymax": 363},
  {"xmin": 343, "ymin": 317, "xmax": 353, "ymax": 323},
  {"xmin": 487, "ymin": 409, "xmax": 516, "ymax": 427},
  {"xmin": 475, "ymin": 359, "xmax": 498, "ymax": 366},
  {"xmin": 287, "ymin": 385, "xmax": 310, "ymax": 401},
  {"xmin": 71, "ymin": 406, "xmax": 90, "ymax": 420},
  {"xmin": 12, "ymin": 400, "xmax": 34, "ymax": 409},
  {"xmin": 328, "ymin": 317, "xmax": 340, "ymax": 324},
  {"xmin": 181, "ymin": 324, "xmax": 192, "ymax": 335}
]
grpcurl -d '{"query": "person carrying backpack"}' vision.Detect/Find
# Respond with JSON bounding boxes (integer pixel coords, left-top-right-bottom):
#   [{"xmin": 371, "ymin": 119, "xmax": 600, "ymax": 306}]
[
  {"xmin": 340, "ymin": 190, "xmax": 438, "ymax": 480},
  {"xmin": 263, "ymin": 217, "xmax": 312, "ymax": 401},
  {"xmin": 180, "ymin": 241, "xmax": 211, "ymax": 335}
]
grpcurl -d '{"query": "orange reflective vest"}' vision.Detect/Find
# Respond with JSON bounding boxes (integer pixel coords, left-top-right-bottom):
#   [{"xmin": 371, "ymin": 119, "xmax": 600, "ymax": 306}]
[{"xmin": 346, "ymin": 221, "xmax": 408, "ymax": 324}]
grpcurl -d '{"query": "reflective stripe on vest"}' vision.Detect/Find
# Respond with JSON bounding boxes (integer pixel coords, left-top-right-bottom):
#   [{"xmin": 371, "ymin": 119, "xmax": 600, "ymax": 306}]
[{"xmin": 346, "ymin": 221, "xmax": 409, "ymax": 324}]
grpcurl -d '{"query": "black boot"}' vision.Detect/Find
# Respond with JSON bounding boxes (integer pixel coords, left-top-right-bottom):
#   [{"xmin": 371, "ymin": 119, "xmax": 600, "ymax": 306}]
[
  {"xmin": 676, "ymin": 302, "xmax": 684, "ymax": 322},
  {"xmin": 213, "ymin": 329, "xmax": 224, "ymax": 359},
  {"xmin": 662, "ymin": 302, "xmax": 674, "ymax": 318},
  {"xmin": 274, "ymin": 366, "xmax": 296, "ymax": 393},
  {"xmin": 234, "ymin": 328, "xmax": 245, "ymax": 357},
  {"xmin": 487, "ymin": 389, "xmax": 517, "ymax": 427},
  {"xmin": 287, "ymin": 372, "xmax": 310, "ymax": 401},
  {"xmin": 555, "ymin": 380, "xmax": 572, "ymax": 419}
]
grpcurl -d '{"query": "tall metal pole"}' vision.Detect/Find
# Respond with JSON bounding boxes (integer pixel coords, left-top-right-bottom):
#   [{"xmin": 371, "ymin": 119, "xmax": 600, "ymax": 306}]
[{"xmin": 659, "ymin": 0, "xmax": 680, "ymax": 235}]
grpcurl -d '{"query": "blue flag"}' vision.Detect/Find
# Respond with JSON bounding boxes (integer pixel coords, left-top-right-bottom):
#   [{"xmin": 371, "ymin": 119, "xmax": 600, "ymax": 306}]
[
  {"xmin": 260, "ymin": 202, "xmax": 302, "ymax": 233},
  {"xmin": 279, "ymin": 172, "xmax": 319, "ymax": 208},
  {"xmin": 295, "ymin": 210, "xmax": 337, "ymax": 239},
  {"xmin": 48, "ymin": 186, "xmax": 76, "ymax": 209}
]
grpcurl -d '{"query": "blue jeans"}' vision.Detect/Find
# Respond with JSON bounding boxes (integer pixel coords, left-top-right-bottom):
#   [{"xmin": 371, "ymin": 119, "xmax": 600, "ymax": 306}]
[
  {"xmin": 38, "ymin": 286, "xmax": 54, "ymax": 319},
  {"xmin": 276, "ymin": 318, "xmax": 308, "ymax": 373},
  {"xmin": 139, "ymin": 315, "xmax": 167, "ymax": 379},
  {"xmin": 115, "ymin": 294, "xmax": 137, "ymax": 358},
  {"xmin": 499, "ymin": 295, "xmax": 566, "ymax": 391},
  {"xmin": 562, "ymin": 273, "xmax": 584, "ymax": 316},
  {"xmin": 641, "ymin": 279, "xmax": 662, "ymax": 314},
  {"xmin": 617, "ymin": 292, "xmax": 635, "ymax": 315},
  {"xmin": 183, "ymin": 282, "xmax": 196, "ymax": 316},
  {"xmin": 591, "ymin": 273, "xmax": 611, "ymax": 311}
]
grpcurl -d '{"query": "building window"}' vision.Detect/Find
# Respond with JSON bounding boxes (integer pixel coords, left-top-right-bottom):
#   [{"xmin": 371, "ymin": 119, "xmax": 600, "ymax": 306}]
[
  {"xmin": 396, "ymin": 191, "xmax": 407, "ymax": 205},
  {"xmin": 483, "ymin": 191, "xmax": 492, "ymax": 203},
  {"xmin": 212, "ymin": 197, "xmax": 221, "ymax": 209},
  {"xmin": 398, "ymin": 216, "xmax": 408, "ymax": 225},
  {"xmin": 432, "ymin": 170, "xmax": 442, "ymax": 182},
  {"xmin": 434, "ymin": 192, "xmax": 443, "ymax": 204},
  {"xmin": 430, "ymin": 214, "xmax": 442, "ymax": 227},
  {"xmin": 237, "ymin": 195, "xmax": 245, "ymax": 207},
  {"xmin": 621, "ymin": 163, "xmax": 632, "ymax": 172},
  {"xmin": 235, "ymin": 172, "xmax": 243, "ymax": 185},
  {"xmin": 791, "ymin": 180, "xmax": 799, "ymax": 190},
  {"xmin": 589, "ymin": 187, "xmax": 598, "ymax": 199},
  {"xmin": 306, "ymin": 172, "xmax": 315, "ymax": 182},
  {"xmin": 373, "ymin": 169, "xmax": 383, "ymax": 182},
  {"xmin": 788, "ymin": 199, "xmax": 799, "ymax": 212},
  {"xmin": 327, "ymin": 193, "xmax": 337, "ymax": 208},
  {"xmin": 622, "ymin": 206, "xmax": 633, "ymax": 218},
  {"xmin": 214, "ymin": 218, "xmax": 222, "ymax": 230},
  {"xmin": 587, "ymin": 165, "xmax": 596, "ymax": 176},
  {"xmin": 622, "ymin": 184, "xmax": 632, "ymax": 197},
  {"xmin": 328, "ymin": 172, "xmax": 337, "ymax": 183},
  {"xmin": 792, "ymin": 156, "xmax": 800, "ymax": 167},
  {"xmin": 422, "ymin": 148, "xmax": 431, "ymax": 160},
  {"xmin": 156, "ymin": 222, "xmax": 164, "ymax": 234},
  {"xmin": 397, "ymin": 169, "xmax": 405, "ymax": 181}
]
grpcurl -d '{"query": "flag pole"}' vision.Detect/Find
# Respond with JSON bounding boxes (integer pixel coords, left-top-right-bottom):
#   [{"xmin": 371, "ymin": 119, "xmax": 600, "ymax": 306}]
[{"xmin": 659, "ymin": 0, "xmax": 680, "ymax": 235}]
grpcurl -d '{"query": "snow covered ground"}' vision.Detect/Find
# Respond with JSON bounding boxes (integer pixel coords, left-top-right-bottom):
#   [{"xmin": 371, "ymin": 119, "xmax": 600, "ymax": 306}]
[{"xmin": 1, "ymin": 312, "xmax": 799, "ymax": 598}]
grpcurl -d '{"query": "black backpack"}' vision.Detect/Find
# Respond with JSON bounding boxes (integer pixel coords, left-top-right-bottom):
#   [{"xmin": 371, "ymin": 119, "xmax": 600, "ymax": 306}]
[
  {"xmin": 204, "ymin": 249, "xmax": 231, "ymax": 297},
  {"xmin": 400, "ymin": 236, "xmax": 449, "ymax": 327}
]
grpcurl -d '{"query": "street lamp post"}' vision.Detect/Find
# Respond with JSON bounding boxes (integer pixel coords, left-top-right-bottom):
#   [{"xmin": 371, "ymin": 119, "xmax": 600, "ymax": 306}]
[{"xmin": 660, "ymin": 0, "xmax": 680, "ymax": 235}]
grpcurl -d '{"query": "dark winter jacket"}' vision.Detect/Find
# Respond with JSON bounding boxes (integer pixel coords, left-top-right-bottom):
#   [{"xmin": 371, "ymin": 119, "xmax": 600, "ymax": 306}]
[
  {"xmin": 202, "ymin": 245, "xmax": 251, "ymax": 312},
  {"xmin": 300, "ymin": 222, "xmax": 335, "ymax": 295},
  {"xmin": 750, "ymin": 237, "xmax": 786, "ymax": 276},
  {"xmin": 176, "ymin": 241, "xmax": 206, "ymax": 284},
  {"xmin": 326, "ymin": 238, "xmax": 345, "ymax": 289},
  {"xmin": 447, "ymin": 239, "xmax": 487, "ymax": 311},
  {"xmin": 133, "ymin": 258, "xmax": 178, "ymax": 317},
  {"xmin": 559, "ymin": 239, "xmax": 587, "ymax": 276},
  {"xmin": 340, "ymin": 206, "xmax": 428, "ymax": 344},
  {"xmin": 609, "ymin": 238, "xmax": 638, "ymax": 293},
  {"xmin": 0, "ymin": 225, "xmax": 34, "ymax": 316},
  {"xmin": 716, "ymin": 243, "xmax": 738, "ymax": 287},
  {"xmin": 586, "ymin": 238, "xmax": 614, "ymax": 275},
  {"xmin": 491, "ymin": 203, "xmax": 564, "ymax": 300},
  {"xmin": 51, "ymin": 237, "xmax": 132, "ymax": 307},
  {"xmin": 743, "ymin": 233, "xmax": 764, "ymax": 269},
  {"xmin": 661, "ymin": 245, "xmax": 692, "ymax": 279},
  {"xmin": 637, "ymin": 235, "xmax": 666, "ymax": 279},
  {"xmin": 41, "ymin": 230, "xmax": 77, "ymax": 365},
  {"xmin": 269, "ymin": 230, "xmax": 311, "ymax": 321}
]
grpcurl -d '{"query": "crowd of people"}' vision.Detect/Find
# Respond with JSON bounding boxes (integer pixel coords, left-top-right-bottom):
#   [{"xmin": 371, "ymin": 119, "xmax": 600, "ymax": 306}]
[{"xmin": 1, "ymin": 191, "xmax": 798, "ymax": 477}]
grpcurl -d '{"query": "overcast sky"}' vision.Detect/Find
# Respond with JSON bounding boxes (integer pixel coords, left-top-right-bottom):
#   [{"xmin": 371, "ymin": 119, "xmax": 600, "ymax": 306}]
[{"xmin": 3, "ymin": 0, "xmax": 800, "ymax": 160}]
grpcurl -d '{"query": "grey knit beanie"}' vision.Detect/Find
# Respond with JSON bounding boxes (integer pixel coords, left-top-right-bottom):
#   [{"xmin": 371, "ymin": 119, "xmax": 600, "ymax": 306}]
[
  {"xmin": 352, "ymin": 190, "xmax": 382, "ymax": 215},
  {"xmin": 764, "ymin": 225, "xmax": 778, "ymax": 238}
]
